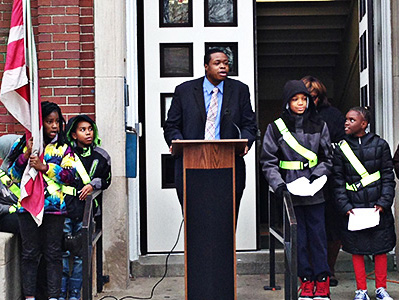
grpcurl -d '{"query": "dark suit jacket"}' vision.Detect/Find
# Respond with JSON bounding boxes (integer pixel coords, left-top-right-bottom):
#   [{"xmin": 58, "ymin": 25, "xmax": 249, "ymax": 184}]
[{"xmin": 164, "ymin": 77, "xmax": 257, "ymax": 206}]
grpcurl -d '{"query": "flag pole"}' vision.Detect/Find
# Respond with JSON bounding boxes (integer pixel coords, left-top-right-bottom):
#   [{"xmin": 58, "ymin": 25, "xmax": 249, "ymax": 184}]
[
  {"xmin": 25, "ymin": 0, "xmax": 41, "ymax": 157},
  {"xmin": 23, "ymin": 0, "xmax": 44, "ymax": 225}
]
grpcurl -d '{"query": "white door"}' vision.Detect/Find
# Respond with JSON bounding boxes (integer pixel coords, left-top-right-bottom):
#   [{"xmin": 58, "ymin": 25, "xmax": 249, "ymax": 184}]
[
  {"xmin": 143, "ymin": 0, "xmax": 257, "ymax": 252},
  {"xmin": 358, "ymin": 0, "xmax": 374, "ymax": 127}
]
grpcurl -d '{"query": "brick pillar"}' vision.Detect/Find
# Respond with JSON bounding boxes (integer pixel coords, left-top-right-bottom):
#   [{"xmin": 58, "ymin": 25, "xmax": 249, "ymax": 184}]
[
  {"xmin": 37, "ymin": 0, "xmax": 95, "ymax": 121},
  {"xmin": 0, "ymin": 0, "xmax": 22, "ymax": 135},
  {"xmin": 0, "ymin": 0, "xmax": 96, "ymax": 134}
]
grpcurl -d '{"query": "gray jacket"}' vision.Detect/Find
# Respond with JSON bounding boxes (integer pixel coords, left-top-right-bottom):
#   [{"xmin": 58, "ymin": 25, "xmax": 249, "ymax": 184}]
[
  {"xmin": 0, "ymin": 134, "xmax": 21, "ymax": 215},
  {"xmin": 0, "ymin": 134, "xmax": 21, "ymax": 171},
  {"xmin": 260, "ymin": 80, "xmax": 333, "ymax": 206}
]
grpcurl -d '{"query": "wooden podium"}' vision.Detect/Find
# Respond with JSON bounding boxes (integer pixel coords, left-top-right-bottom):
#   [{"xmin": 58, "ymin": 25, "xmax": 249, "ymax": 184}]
[{"xmin": 172, "ymin": 139, "xmax": 248, "ymax": 300}]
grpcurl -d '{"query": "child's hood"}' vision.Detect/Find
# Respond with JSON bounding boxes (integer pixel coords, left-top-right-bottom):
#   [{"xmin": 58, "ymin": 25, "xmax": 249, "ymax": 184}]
[
  {"xmin": 66, "ymin": 115, "xmax": 101, "ymax": 147},
  {"xmin": 282, "ymin": 80, "xmax": 315, "ymax": 112}
]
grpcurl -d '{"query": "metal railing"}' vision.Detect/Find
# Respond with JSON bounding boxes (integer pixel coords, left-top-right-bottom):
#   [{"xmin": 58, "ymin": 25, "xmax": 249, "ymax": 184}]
[
  {"xmin": 82, "ymin": 190, "xmax": 109, "ymax": 300},
  {"xmin": 264, "ymin": 187, "xmax": 298, "ymax": 300}
]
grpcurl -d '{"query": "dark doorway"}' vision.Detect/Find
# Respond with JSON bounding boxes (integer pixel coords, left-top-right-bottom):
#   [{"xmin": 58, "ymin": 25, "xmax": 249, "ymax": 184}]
[{"xmin": 256, "ymin": 0, "xmax": 360, "ymax": 249}]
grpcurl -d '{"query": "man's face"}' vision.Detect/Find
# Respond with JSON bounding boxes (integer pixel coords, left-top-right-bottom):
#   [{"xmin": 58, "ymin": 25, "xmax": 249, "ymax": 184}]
[{"xmin": 205, "ymin": 52, "xmax": 229, "ymax": 86}]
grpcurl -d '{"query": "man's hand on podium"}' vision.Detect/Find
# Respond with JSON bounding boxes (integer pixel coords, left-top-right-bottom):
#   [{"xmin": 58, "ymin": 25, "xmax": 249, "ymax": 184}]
[
  {"xmin": 239, "ymin": 145, "xmax": 249, "ymax": 157},
  {"xmin": 170, "ymin": 139, "xmax": 180, "ymax": 154}
]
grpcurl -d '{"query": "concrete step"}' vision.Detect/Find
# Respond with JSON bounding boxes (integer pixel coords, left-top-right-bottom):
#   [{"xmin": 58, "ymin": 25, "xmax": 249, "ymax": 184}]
[{"xmin": 130, "ymin": 250, "xmax": 393, "ymax": 278}]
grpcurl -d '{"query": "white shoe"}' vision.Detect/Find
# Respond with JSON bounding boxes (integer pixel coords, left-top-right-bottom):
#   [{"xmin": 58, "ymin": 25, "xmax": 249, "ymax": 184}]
[
  {"xmin": 354, "ymin": 289, "xmax": 370, "ymax": 300},
  {"xmin": 376, "ymin": 287, "xmax": 393, "ymax": 300}
]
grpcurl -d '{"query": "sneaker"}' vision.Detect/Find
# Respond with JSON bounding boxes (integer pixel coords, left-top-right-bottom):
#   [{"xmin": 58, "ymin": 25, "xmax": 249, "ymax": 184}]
[
  {"xmin": 298, "ymin": 277, "xmax": 314, "ymax": 300},
  {"xmin": 354, "ymin": 289, "xmax": 370, "ymax": 300},
  {"xmin": 376, "ymin": 287, "xmax": 393, "ymax": 300},
  {"xmin": 59, "ymin": 293, "xmax": 66, "ymax": 300},
  {"xmin": 69, "ymin": 289, "xmax": 81, "ymax": 300},
  {"xmin": 314, "ymin": 276, "xmax": 330, "ymax": 300}
]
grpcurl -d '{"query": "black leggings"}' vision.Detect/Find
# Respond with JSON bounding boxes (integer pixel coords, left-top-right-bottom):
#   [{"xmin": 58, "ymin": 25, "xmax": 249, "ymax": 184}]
[{"xmin": 18, "ymin": 213, "xmax": 65, "ymax": 298}]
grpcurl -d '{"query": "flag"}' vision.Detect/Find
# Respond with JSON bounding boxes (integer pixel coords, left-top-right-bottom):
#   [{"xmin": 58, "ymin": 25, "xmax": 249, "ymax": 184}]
[{"xmin": 0, "ymin": 0, "xmax": 44, "ymax": 225}]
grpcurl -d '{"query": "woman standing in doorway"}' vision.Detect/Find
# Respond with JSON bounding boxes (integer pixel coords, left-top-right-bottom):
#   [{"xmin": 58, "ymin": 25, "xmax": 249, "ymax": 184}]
[{"xmin": 302, "ymin": 76, "xmax": 345, "ymax": 287}]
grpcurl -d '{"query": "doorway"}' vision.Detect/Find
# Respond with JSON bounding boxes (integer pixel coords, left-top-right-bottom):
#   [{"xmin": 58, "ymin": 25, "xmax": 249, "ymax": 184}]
[{"xmin": 255, "ymin": 0, "xmax": 360, "ymax": 248}]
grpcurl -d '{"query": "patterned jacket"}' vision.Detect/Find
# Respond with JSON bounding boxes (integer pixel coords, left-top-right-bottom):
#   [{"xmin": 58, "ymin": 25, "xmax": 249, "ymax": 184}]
[{"xmin": 9, "ymin": 138, "xmax": 76, "ymax": 214}]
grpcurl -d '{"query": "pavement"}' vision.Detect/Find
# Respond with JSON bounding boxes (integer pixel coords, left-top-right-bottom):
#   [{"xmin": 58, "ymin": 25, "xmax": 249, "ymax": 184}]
[{"xmin": 94, "ymin": 271, "xmax": 399, "ymax": 300}]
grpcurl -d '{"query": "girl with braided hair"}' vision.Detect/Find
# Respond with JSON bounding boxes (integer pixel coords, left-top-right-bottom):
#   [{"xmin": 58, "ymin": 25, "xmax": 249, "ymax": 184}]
[{"xmin": 8, "ymin": 101, "xmax": 76, "ymax": 300}]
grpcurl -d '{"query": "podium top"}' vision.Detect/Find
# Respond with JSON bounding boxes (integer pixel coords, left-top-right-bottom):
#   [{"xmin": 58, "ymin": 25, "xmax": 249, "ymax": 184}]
[{"xmin": 172, "ymin": 139, "xmax": 248, "ymax": 156}]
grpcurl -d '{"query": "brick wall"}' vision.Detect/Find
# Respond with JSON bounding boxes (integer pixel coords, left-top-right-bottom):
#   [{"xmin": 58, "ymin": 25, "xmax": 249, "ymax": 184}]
[{"xmin": 0, "ymin": 0, "xmax": 95, "ymax": 136}]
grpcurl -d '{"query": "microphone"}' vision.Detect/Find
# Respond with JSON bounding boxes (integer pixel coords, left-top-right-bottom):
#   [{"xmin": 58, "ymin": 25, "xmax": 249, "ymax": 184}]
[{"xmin": 224, "ymin": 109, "xmax": 241, "ymax": 139}]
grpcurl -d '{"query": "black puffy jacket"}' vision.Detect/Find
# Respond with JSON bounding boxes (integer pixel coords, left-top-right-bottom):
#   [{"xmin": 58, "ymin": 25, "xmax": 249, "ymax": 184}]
[{"xmin": 332, "ymin": 133, "xmax": 396, "ymax": 255}]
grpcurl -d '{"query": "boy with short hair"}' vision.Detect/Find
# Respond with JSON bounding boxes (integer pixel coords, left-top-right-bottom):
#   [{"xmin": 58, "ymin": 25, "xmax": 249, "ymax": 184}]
[
  {"xmin": 61, "ymin": 115, "xmax": 111, "ymax": 300},
  {"xmin": 261, "ymin": 80, "xmax": 333, "ymax": 300}
]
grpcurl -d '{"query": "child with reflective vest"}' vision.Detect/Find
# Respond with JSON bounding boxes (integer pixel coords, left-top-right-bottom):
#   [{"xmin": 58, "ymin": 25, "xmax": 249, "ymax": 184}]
[
  {"xmin": 0, "ymin": 134, "xmax": 21, "ymax": 234},
  {"xmin": 60, "ymin": 115, "xmax": 112, "ymax": 300},
  {"xmin": 260, "ymin": 80, "xmax": 333, "ymax": 300},
  {"xmin": 8, "ymin": 101, "xmax": 76, "ymax": 300},
  {"xmin": 332, "ymin": 107, "xmax": 396, "ymax": 300}
]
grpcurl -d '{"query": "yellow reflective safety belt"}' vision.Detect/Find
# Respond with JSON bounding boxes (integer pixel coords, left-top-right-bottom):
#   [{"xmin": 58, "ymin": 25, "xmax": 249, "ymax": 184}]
[
  {"xmin": 338, "ymin": 140, "xmax": 381, "ymax": 191},
  {"xmin": 74, "ymin": 154, "xmax": 91, "ymax": 185},
  {"xmin": 274, "ymin": 118, "xmax": 318, "ymax": 170},
  {"xmin": 43, "ymin": 174, "xmax": 76, "ymax": 196},
  {"xmin": 0, "ymin": 169, "xmax": 21, "ymax": 199}
]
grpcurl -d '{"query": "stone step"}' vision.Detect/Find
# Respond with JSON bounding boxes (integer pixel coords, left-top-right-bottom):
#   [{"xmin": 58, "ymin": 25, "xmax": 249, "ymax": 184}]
[{"xmin": 130, "ymin": 250, "xmax": 395, "ymax": 278}]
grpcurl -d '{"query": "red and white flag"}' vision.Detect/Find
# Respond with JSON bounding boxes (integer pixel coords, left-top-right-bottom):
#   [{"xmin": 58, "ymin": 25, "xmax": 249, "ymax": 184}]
[{"xmin": 0, "ymin": 0, "xmax": 44, "ymax": 225}]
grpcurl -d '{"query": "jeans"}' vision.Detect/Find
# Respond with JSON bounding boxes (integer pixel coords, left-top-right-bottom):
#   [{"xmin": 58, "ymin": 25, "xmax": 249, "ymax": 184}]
[
  {"xmin": 295, "ymin": 203, "xmax": 330, "ymax": 279},
  {"xmin": 61, "ymin": 217, "xmax": 83, "ymax": 299},
  {"xmin": 18, "ymin": 213, "xmax": 65, "ymax": 298}
]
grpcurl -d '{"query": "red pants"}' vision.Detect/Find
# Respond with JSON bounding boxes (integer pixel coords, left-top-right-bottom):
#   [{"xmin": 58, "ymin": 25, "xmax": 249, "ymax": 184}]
[{"xmin": 352, "ymin": 254, "xmax": 387, "ymax": 290}]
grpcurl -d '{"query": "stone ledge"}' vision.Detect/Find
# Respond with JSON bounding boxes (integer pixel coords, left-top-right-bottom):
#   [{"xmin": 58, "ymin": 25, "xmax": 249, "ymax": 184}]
[
  {"xmin": 130, "ymin": 250, "xmax": 396, "ymax": 278},
  {"xmin": 0, "ymin": 232, "xmax": 22, "ymax": 300}
]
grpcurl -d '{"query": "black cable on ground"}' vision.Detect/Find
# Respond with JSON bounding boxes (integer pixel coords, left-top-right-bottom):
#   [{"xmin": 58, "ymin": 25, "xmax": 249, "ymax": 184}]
[{"xmin": 97, "ymin": 218, "xmax": 184, "ymax": 300}]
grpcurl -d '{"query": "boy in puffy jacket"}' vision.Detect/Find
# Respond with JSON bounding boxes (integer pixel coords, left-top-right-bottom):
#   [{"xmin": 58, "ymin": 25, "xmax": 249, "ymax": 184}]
[
  {"xmin": 332, "ymin": 107, "xmax": 395, "ymax": 300},
  {"xmin": 60, "ymin": 115, "xmax": 111, "ymax": 300},
  {"xmin": 261, "ymin": 80, "xmax": 333, "ymax": 300}
]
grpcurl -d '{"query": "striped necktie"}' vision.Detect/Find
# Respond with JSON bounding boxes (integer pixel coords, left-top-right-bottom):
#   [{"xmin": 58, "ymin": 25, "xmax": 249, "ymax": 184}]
[{"xmin": 205, "ymin": 87, "xmax": 219, "ymax": 140}]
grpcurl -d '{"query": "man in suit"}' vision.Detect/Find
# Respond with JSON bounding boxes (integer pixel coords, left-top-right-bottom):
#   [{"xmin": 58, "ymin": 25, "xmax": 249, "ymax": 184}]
[{"xmin": 163, "ymin": 48, "xmax": 257, "ymax": 216}]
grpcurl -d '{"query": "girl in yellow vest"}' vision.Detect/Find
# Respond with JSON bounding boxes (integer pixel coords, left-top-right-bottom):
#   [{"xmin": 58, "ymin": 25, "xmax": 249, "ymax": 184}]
[{"xmin": 332, "ymin": 107, "xmax": 395, "ymax": 300}]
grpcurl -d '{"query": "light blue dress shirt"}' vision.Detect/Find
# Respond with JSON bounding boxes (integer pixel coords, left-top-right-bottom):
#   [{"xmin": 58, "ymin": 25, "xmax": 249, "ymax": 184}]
[{"xmin": 203, "ymin": 77, "xmax": 224, "ymax": 140}]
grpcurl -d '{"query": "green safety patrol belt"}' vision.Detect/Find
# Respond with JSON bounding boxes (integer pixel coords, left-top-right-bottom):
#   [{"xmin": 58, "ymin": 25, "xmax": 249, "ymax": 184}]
[
  {"xmin": 274, "ymin": 118, "xmax": 318, "ymax": 170},
  {"xmin": 74, "ymin": 154, "xmax": 99, "ymax": 208},
  {"xmin": 74, "ymin": 154, "xmax": 91, "ymax": 185},
  {"xmin": 0, "ymin": 169, "xmax": 21, "ymax": 199},
  {"xmin": 42, "ymin": 152, "xmax": 91, "ymax": 197},
  {"xmin": 43, "ymin": 174, "xmax": 76, "ymax": 196},
  {"xmin": 338, "ymin": 140, "xmax": 381, "ymax": 191}
]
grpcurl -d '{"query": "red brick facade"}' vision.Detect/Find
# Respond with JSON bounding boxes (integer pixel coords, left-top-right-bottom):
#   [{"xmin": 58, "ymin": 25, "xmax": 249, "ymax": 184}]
[{"xmin": 0, "ymin": 0, "xmax": 95, "ymax": 135}]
